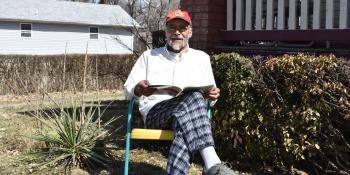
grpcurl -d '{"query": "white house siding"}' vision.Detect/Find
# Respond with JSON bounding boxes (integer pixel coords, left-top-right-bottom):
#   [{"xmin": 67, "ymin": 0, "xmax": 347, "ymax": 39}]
[
  {"xmin": 320, "ymin": 0, "xmax": 349, "ymax": 29},
  {"xmin": 0, "ymin": 21, "xmax": 133, "ymax": 55}
]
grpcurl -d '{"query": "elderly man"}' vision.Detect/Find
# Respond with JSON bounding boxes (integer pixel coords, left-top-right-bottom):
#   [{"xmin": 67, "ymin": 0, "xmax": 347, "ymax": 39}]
[{"xmin": 124, "ymin": 9, "xmax": 237, "ymax": 175}]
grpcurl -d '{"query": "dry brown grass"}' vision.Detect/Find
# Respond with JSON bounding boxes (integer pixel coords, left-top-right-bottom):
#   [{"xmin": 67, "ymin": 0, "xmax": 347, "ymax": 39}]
[
  {"xmin": 0, "ymin": 54, "xmax": 136, "ymax": 95},
  {"xmin": 0, "ymin": 91, "xmax": 206, "ymax": 175}
]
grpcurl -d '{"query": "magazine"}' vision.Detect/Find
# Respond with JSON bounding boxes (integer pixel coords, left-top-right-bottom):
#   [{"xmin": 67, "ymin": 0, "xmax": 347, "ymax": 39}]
[{"xmin": 148, "ymin": 84, "xmax": 214, "ymax": 96}]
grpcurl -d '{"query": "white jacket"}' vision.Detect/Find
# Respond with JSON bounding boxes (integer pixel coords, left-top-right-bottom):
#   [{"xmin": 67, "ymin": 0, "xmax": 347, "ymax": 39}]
[{"xmin": 124, "ymin": 46, "xmax": 216, "ymax": 121}]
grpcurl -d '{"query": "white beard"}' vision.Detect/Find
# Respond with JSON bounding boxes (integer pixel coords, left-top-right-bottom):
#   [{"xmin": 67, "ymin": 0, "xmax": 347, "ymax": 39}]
[{"xmin": 168, "ymin": 39, "xmax": 188, "ymax": 52}]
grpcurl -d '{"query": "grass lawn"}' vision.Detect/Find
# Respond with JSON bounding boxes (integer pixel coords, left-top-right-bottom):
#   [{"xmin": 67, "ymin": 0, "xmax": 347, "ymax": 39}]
[{"xmin": 0, "ymin": 90, "xmax": 211, "ymax": 175}]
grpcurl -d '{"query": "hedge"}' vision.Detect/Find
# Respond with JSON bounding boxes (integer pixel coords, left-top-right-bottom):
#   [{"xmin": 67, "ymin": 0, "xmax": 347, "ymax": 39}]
[
  {"xmin": 0, "ymin": 54, "xmax": 137, "ymax": 95},
  {"xmin": 211, "ymin": 53, "xmax": 350, "ymax": 174}
]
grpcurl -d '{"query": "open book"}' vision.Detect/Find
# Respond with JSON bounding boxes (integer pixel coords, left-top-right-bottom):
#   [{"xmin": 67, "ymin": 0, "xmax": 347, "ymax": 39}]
[{"xmin": 149, "ymin": 84, "xmax": 214, "ymax": 96}]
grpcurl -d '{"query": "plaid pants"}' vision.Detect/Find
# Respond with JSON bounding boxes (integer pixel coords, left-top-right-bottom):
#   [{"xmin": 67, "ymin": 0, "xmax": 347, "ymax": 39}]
[{"xmin": 146, "ymin": 91, "xmax": 215, "ymax": 175}]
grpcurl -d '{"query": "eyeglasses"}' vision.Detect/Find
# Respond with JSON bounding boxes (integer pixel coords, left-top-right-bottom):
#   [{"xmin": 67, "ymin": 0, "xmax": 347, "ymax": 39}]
[{"xmin": 167, "ymin": 25, "xmax": 191, "ymax": 33}]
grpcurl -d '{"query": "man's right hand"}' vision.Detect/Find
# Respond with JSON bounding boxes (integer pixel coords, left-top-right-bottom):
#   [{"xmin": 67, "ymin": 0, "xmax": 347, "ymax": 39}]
[{"xmin": 134, "ymin": 80, "xmax": 156, "ymax": 97}]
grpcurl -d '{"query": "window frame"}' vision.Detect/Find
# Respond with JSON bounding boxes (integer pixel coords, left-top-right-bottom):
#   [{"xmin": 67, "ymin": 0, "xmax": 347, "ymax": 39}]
[
  {"xmin": 89, "ymin": 26, "xmax": 99, "ymax": 40},
  {"xmin": 20, "ymin": 23, "xmax": 32, "ymax": 38}
]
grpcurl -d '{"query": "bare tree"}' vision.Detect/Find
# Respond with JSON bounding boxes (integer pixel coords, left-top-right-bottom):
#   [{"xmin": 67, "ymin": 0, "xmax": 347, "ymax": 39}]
[{"xmin": 121, "ymin": 0, "xmax": 180, "ymax": 51}]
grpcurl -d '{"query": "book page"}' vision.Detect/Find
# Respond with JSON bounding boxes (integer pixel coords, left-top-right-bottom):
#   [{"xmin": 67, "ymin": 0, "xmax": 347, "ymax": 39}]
[
  {"xmin": 182, "ymin": 85, "xmax": 214, "ymax": 94},
  {"xmin": 148, "ymin": 85, "xmax": 182, "ymax": 95},
  {"xmin": 149, "ymin": 84, "xmax": 214, "ymax": 96}
]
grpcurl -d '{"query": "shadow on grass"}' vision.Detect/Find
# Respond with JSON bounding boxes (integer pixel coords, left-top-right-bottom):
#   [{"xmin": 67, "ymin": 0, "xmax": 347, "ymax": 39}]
[{"xmin": 114, "ymin": 161, "xmax": 167, "ymax": 175}]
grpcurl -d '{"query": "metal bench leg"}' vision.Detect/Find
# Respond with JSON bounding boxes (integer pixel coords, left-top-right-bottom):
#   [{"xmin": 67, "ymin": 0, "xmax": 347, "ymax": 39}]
[{"xmin": 124, "ymin": 98, "xmax": 135, "ymax": 175}]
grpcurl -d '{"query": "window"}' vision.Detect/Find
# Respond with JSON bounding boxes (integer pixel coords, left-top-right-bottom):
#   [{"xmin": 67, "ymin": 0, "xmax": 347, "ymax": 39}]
[
  {"xmin": 89, "ymin": 26, "xmax": 99, "ymax": 39},
  {"xmin": 20, "ymin": 23, "xmax": 32, "ymax": 38}
]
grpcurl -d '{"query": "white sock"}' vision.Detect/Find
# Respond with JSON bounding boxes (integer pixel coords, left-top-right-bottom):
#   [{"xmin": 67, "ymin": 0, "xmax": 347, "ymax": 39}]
[{"xmin": 199, "ymin": 146, "xmax": 221, "ymax": 171}]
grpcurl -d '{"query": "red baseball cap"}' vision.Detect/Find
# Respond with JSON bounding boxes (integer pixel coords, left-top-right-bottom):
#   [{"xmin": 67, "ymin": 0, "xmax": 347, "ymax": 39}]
[{"xmin": 166, "ymin": 9, "xmax": 192, "ymax": 26}]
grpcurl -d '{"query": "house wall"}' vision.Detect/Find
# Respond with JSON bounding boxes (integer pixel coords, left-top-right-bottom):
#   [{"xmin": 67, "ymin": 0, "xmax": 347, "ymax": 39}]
[
  {"xmin": 180, "ymin": 0, "xmax": 226, "ymax": 52},
  {"xmin": 181, "ymin": 0, "xmax": 350, "ymax": 52},
  {"xmin": 0, "ymin": 21, "xmax": 133, "ymax": 55}
]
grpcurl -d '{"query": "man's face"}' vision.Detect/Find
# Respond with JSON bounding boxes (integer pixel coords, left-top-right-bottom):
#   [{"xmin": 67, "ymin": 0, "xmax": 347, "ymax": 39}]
[{"xmin": 165, "ymin": 19, "xmax": 192, "ymax": 52}]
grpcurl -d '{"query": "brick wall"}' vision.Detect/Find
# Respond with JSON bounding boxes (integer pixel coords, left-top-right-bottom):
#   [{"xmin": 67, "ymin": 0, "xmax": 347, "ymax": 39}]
[{"xmin": 180, "ymin": 0, "xmax": 226, "ymax": 52}]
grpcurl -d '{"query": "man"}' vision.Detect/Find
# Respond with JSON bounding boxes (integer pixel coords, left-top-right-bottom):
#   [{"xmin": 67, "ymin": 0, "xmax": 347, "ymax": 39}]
[{"xmin": 124, "ymin": 9, "xmax": 237, "ymax": 175}]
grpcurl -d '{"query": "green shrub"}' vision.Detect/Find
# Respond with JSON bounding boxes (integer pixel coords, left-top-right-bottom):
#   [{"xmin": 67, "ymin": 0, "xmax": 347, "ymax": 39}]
[
  {"xmin": 211, "ymin": 53, "xmax": 273, "ymax": 164},
  {"xmin": 31, "ymin": 103, "xmax": 117, "ymax": 172},
  {"xmin": 211, "ymin": 53, "xmax": 350, "ymax": 174}
]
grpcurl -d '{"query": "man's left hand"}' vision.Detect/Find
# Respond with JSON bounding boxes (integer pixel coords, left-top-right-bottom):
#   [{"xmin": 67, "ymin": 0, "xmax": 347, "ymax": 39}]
[{"xmin": 206, "ymin": 87, "xmax": 220, "ymax": 101}]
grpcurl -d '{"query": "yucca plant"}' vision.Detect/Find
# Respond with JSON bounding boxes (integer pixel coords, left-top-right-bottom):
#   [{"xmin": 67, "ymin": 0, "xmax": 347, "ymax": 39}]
[{"xmin": 32, "ymin": 102, "xmax": 117, "ymax": 172}]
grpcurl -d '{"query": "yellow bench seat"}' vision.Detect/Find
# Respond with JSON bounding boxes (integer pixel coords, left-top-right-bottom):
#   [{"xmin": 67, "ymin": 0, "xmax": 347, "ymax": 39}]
[{"xmin": 130, "ymin": 128, "xmax": 174, "ymax": 140}]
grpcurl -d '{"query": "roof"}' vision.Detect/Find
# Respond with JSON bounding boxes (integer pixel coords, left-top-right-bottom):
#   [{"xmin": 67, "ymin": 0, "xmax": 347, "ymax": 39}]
[{"xmin": 0, "ymin": 0, "xmax": 139, "ymax": 27}]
